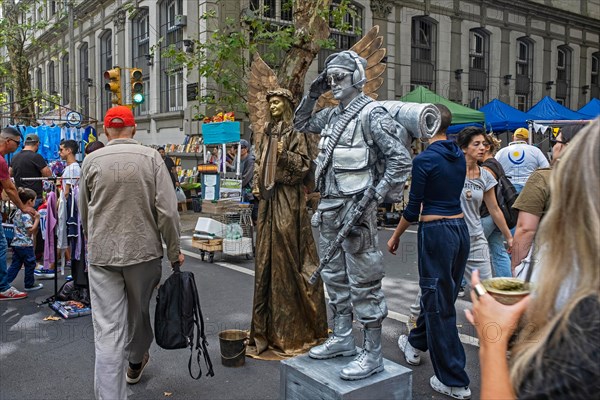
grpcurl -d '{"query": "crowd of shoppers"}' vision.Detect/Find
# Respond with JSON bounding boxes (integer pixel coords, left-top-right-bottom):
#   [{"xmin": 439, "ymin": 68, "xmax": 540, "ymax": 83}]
[
  {"xmin": 466, "ymin": 118, "xmax": 599, "ymax": 399},
  {"xmin": 3, "ymin": 95, "xmax": 596, "ymax": 399}
]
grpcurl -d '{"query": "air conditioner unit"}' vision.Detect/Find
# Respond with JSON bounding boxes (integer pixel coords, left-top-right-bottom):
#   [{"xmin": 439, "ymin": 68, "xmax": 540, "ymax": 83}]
[{"xmin": 174, "ymin": 15, "xmax": 187, "ymax": 27}]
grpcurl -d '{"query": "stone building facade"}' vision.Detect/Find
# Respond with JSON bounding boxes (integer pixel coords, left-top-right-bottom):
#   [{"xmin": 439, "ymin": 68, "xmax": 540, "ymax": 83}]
[{"xmin": 2, "ymin": 0, "xmax": 598, "ymax": 144}]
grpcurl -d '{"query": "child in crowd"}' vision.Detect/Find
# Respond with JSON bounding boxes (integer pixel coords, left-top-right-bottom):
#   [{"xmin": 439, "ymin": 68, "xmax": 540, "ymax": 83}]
[{"xmin": 6, "ymin": 188, "xmax": 43, "ymax": 291}]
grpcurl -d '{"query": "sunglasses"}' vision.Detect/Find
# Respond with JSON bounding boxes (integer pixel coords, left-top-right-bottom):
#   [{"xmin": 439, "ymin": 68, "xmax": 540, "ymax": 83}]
[
  {"xmin": 7, "ymin": 138, "xmax": 21, "ymax": 145},
  {"xmin": 552, "ymin": 139, "xmax": 567, "ymax": 146},
  {"xmin": 327, "ymin": 72, "xmax": 351, "ymax": 86}
]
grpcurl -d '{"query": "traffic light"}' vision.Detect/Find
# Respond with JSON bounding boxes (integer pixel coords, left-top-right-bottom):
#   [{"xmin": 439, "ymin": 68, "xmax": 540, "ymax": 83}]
[
  {"xmin": 104, "ymin": 67, "xmax": 122, "ymax": 105},
  {"xmin": 130, "ymin": 68, "xmax": 144, "ymax": 105}
]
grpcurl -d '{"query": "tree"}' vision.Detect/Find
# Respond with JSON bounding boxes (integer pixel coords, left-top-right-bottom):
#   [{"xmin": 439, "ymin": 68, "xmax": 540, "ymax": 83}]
[
  {"xmin": 162, "ymin": 0, "xmax": 359, "ymax": 119},
  {"xmin": 0, "ymin": 0, "xmax": 65, "ymax": 125}
]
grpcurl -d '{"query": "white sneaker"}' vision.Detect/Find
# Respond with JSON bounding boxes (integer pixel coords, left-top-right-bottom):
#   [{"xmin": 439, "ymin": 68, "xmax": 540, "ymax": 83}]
[
  {"xmin": 430, "ymin": 375, "xmax": 471, "ymax": 399},
  {"xmin": 24, "ymin": 283, "xmax": 44, "ymax": 292},
  {"xmin": 398, "ymin": 334, "xmax": 421, "ymax": 366},
  {"xmin": 0, "ymin": 286, "xmax": 28, "ymax": 301}
]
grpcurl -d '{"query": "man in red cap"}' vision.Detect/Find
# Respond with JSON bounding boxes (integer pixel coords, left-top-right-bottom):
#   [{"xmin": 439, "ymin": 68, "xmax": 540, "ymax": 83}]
[{"xmin": 79, "ymin": 106, "xmax": 184, "ymax": 399}]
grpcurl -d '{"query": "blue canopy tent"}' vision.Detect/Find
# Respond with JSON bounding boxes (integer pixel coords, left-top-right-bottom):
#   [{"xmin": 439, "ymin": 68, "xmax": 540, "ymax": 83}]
[
  {"xmin": 578, "ymin": 98, "xmax": 600, "ymax": 119},
  {"xmin": 528, "ymin": 96, "xmax": 588, "ymax": 120},
  {"xmin": 479, "ymin": 99, "xmax": 542, "ymax": 132}
]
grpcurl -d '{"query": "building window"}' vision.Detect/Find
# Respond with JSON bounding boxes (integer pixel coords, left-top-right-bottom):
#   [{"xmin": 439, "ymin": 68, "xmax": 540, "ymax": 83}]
[
  {"xmin": 36, "ymin": 68, "xmax": 43, "ymax": 115},
  {"xmin": 516, "ymin": 94, "xmax": 527, "ymax": 112},
  {"xmin": 556, "ymin": 45, "xmax": 571, "ymax": 107},
  {"xmin": 318, "ymin": 1, "xmax": 363, "ymax": 71},
  {"xmin": 410, "ymin": 16, "xmax": 437, "ymax": 90},
  {"xmin": 62, "ymin": 54, "xmax": 69, "ymax": 104},
  {"xmin": 79, "ymin": 43, "xmax": 89, "ymax": 119},
  {"xmin": 48, "ymin": 61, "xmax": 56, "ymax": 94},
  {"xmin": 132, "ymin": 8, "xmax": 150, "ymax": 115},
  {"xmin": 160, "ymin": 0, "xmax": 184, "ymax": 112},
  {"xmin": 100, "ymin": 30, "xmax": 113, "ymax": 114},
  {"xmin": 281, "ymin": 0, "xmax": 293, "ymax": 21},
  {"xmin": 515, "ymin": 37, "xmax": 533, "ymax": 109},
  {"xmin": 468, "ymin": 28, "xmax": 490, "ymax": 109},
  {"xmin": 250, "ymin": 0, "xmax": 280, "ymax": 19},
  {"xmin": 591, "ymin": 52, "xmax": 599, "ymax": 99}
]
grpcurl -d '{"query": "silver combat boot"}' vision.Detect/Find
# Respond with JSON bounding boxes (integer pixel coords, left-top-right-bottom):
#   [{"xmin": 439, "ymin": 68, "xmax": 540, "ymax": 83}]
[
  {"xmin": 340, "ymin": 326, "xmax": 384, "ymax": 380},
  {"xmin": 309, "ymin": 313, "xmax": 357, "ymax": 359}
]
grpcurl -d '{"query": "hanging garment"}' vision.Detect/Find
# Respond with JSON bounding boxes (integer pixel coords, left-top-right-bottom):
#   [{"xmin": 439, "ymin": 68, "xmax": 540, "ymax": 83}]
[
  {"xmin": 56, "ymin": 190, "xmax": 68, "ymax": 250},
  {"xmin": 43, "ymin": 191, "xmax": 58, "ymax": 269}
]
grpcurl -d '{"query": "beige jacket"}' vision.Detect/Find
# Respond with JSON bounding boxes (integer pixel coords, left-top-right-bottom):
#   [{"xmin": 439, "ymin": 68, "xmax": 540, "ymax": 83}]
[{"xmin": 79, "ymin": 138, "xmax": 181, "ymax": 266}]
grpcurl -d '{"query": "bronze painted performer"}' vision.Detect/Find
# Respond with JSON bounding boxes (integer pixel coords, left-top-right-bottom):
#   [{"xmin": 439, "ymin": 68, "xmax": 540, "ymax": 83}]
[{"xmin": 246, "ymin": 58, "xmax": 328, "ymax": 359}]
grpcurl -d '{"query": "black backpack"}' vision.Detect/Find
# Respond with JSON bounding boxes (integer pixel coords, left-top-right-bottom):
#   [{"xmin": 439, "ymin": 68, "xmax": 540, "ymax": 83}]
[
  {"xmin": 155, "ymin": 263, "xmax": 214, "ymax": 379},
  {"xmin": 480, "ymin": 160, "xmax": 519, "ymax": 229}
]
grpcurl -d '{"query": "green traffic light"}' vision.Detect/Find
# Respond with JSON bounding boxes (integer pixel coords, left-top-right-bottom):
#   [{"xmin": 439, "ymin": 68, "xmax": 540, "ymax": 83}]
[{"xmin": 133, "ymin": 93, "xmax": 145, "ymax": 104}]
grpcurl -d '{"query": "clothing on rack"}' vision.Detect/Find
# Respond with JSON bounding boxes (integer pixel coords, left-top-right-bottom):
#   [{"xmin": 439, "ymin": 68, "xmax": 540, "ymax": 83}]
[{"xmin": 43, "ymin": 191, "xmax": 58, "ymax": 269}]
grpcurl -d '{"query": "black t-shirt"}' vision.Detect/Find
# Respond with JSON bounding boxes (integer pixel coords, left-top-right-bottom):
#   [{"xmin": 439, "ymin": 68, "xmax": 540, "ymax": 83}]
[
  {"xmin": 11, "ymin": 150, "xmax": 48, "ymax": 196},
  {"xmin": 517, "ymin": 296, "xmax": 600, "ymax": 399},
  {"xmin": 163, "ymin": 156, "xmax": 177, "ymax": 187}
]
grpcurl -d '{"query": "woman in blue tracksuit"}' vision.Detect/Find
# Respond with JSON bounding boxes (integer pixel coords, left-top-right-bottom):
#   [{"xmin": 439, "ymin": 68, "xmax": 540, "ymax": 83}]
[{"xmin": 387, "ymin": 105, "xmax": 471, "ymax": 400}]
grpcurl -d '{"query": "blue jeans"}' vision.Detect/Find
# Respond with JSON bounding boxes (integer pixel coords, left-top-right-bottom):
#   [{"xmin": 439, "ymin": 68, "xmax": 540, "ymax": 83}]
[
  {"xmin": 0, "ymin": 214, "xmax": 9, "ymax": 292},
  {"xmin": 481, "ymin": 215, "xmax": 512, "ymax": 277},
  {"xmin": 7, "ymin": 246, "xmax": 37, "ymax": 289},
  {"xmin": 409, "ymin": 218, "xmax": 470, "ymax": 387},
  {"xmin": 510, "ymin": 184, "xmax": 524, "ymax": 237}
]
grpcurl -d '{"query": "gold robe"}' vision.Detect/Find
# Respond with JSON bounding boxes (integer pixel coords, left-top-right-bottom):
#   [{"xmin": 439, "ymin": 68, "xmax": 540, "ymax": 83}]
[{"xmin": 246, "ymin": 121, "xmax": 328, "ymax": 360}]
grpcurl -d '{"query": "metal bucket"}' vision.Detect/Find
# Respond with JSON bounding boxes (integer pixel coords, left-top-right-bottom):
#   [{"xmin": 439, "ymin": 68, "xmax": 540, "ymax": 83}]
[{"xmin": 218, "ymin": 330, "xmax": 249, "ymax": 367}]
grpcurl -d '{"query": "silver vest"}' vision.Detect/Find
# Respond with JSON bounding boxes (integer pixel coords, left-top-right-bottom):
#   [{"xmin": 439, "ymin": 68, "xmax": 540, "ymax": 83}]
[{"xmin": 317, "ymin": 114, "xmax": 377, "ymax": 196}]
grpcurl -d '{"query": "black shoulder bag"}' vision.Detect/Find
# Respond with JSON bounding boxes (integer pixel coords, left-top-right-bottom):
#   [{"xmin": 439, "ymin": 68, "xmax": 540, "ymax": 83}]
[{"xmin": 155, "ymin": 262, "xmax": 215, "ymax": 379}]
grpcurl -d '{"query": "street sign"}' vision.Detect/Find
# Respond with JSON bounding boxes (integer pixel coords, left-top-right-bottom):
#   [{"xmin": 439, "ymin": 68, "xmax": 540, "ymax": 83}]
[{"xmin": 66, "ymin": 111, "xmax": 83, "ymax": 127}]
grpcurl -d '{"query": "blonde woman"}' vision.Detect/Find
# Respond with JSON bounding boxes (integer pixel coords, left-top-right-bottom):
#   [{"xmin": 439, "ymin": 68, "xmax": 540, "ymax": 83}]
[{"xmin": 466, "ymin": 118, "xmax": 600, "ymax": 398}]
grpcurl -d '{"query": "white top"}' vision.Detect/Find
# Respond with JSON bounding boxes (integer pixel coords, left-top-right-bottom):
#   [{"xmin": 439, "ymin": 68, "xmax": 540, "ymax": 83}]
[
  {"xmin": 495, "ymin": 141, "xmax": 550, "ymax": 186},
  {"xmin": 461, "ymin": 167, "xmax": 497, "ymax": 237},
  {"xmin": 61, "ymin": 162, "xmax": 81, "ymax": 192}
]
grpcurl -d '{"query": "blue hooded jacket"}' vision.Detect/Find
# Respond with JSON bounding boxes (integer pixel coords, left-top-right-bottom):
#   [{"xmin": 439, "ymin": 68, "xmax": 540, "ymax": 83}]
[{"xmin": 403, "ymin": 140, "xmax": 466, "ymax": 222}]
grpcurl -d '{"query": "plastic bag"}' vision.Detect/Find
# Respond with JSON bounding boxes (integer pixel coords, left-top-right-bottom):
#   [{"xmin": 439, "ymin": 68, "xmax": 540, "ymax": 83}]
[
  {"xmin": 225, "ymin": 223, "xmax": 243, "ymax": 240},
  {"xmin": 175, "ymin": 187, "xmax": 187, "ymax": 203}
]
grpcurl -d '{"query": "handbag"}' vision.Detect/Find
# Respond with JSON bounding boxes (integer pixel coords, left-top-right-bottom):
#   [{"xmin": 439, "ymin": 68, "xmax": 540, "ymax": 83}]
[{"xmin": 155, "ymin": 263, "xmax": 214, "ymax": 379}]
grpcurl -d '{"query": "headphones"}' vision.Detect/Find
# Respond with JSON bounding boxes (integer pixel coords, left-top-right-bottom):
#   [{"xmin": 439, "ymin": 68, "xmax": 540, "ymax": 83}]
[
  {"xmin": 348, "ymin": 51, "xmax": 366, "ymax": 87},
  {"xmin": 324, "ymin": 50, "xmax": 367, "ymax": 88}
]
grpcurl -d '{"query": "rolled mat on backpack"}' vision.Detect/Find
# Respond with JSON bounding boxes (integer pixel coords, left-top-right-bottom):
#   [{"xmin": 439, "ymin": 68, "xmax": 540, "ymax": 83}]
[{"xmin": 379, "ymin": 101, "xmax": 442, "ymax": 139}]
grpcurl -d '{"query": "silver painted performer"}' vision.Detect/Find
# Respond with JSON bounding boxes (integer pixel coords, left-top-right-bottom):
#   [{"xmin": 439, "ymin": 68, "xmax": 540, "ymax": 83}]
[{"xmin": 294, "ymin": 50, "xmax": 412, "ymax": 380}]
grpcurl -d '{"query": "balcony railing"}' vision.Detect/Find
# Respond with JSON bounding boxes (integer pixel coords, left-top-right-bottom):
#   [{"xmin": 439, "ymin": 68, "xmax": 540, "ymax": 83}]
[
  {"xmin": 469, "ymin": 69, "xmax": 488, "ymax": 91},
  {"xmin": 411, "ymin": 60, "xmax": 434, "ymax": 85},
  {"xmin": 515, "ymin": 75, "xmax": 531, "ymax": 95},
  {"xmin": 556, "ymin": 80, "xmax": 569, "ymax": 99}
]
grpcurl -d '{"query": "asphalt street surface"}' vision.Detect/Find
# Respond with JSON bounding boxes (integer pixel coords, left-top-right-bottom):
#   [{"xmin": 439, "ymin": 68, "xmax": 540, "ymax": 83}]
[{"xmin": 0, "ymin": 211, "xmax": 483, "ymax": 400}]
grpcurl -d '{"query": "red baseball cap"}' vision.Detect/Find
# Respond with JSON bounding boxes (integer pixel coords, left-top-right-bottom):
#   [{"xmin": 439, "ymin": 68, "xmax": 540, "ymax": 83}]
[{"xmin": 104, "ymin": 106, "xmax": 136, "ymax": 128}]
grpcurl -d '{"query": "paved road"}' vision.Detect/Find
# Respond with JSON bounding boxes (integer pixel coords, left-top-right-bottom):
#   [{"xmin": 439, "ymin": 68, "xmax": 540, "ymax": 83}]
[{"xmin": 0, "ymin": 212, "xmax": 482, "ymax": 400}]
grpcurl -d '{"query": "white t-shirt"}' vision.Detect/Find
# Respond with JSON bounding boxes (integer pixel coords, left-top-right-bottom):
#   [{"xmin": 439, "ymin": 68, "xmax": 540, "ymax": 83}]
[
  {"xmin": 62, "ymin": 162, "xmax": 81, "ymax": 192},
  {"xmin": 461, "ymin": 167, "xmax": 496, "ymax": 237},
  {"xmin": 495, "ymin": 141, "xmax": 550, "ymax": 186}
]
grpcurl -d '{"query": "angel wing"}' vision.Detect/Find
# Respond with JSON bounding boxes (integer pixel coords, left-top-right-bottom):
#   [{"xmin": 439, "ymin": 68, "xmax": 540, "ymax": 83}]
[
  {"xmin": 248, "ymin": 53, "xmax": 279, "ymax": 146},
  {"xmin": 316, "ymin": 25, "xmax": 387, "ymax": 110}
]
